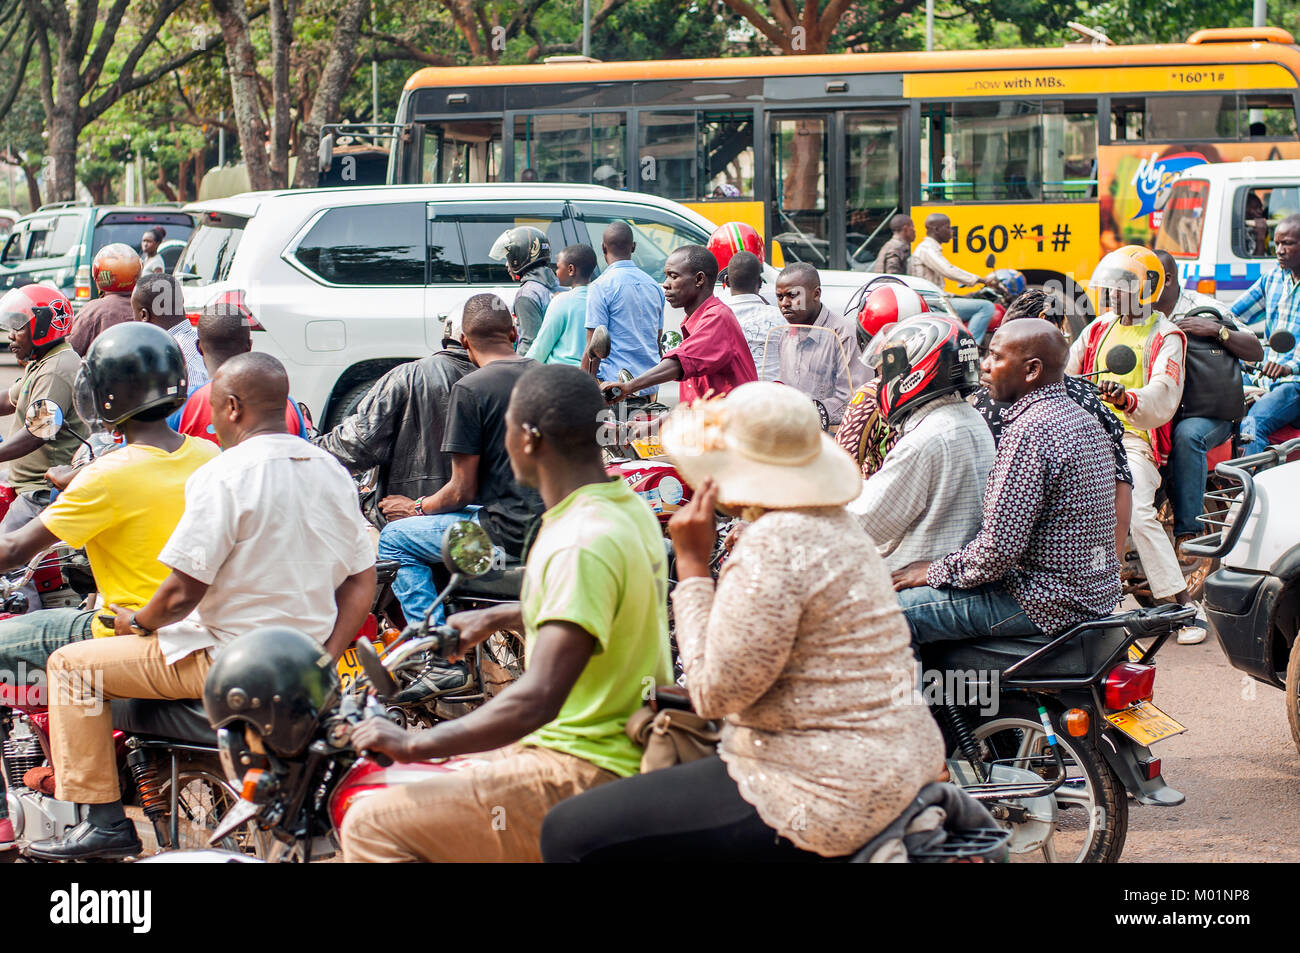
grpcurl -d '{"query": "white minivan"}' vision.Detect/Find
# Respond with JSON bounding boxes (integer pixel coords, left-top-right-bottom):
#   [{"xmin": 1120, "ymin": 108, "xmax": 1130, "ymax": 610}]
[
  {"xmin": 177, "ymin": 183, "xmax": 944, "ymax": 426},
  {"xmin": 1157, "ymin": 159, "xmax": 1300, "ymax": 332}
]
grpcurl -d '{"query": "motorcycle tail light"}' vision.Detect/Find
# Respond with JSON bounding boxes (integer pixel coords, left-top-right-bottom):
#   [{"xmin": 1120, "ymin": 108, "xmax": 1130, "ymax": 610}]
[
  {"xmin": 1104, "ymin": 662, "xmax": 1156, "ymax": 711},
  {"xmin": 1064, "ymin": 708, "xmax": 1090, "ymax": 737},
  {"xmin": 1142, "ymin": 756, "xmax": 1162, "ymax": 780},
  {"xmin": 240, "ymin": 768, "xmax": 265, "ymax": 801}
]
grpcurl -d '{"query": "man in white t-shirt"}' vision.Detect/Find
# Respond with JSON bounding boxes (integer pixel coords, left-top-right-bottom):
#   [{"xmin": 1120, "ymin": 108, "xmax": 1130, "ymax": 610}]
[{"xmin": 32, "ymin": 352, "xmax": 376, "ymax": 861}]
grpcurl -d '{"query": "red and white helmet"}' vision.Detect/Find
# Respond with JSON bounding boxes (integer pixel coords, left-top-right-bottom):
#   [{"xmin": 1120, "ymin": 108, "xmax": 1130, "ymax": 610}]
[
  {"xmin": 0, "ymin": 284, "xmax": 74, "ymax": 348},
  {"xmin": 857, "ymin": 283, "xmax": 929, "ymax": 340},
  {"xmin": 707, "ymin": 222, "xmax": 764, "ymax": 273}
]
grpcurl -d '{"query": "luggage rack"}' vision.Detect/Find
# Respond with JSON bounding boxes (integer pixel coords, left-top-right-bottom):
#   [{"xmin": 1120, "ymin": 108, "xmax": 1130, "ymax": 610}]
[{"xmin": 1181, "ymin": 437, "xmax": 1300, "ymax": 559}]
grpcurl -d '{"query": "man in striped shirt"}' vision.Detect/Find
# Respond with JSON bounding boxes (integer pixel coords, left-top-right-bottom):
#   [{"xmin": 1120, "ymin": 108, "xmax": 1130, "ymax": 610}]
[
  {"xmin": 1230, "ymin": 215, "xmax": 1300, "ymax": 455},
  {"xmin": 132, "ymin": 273, "xmax": 209, "ymax": 396}
]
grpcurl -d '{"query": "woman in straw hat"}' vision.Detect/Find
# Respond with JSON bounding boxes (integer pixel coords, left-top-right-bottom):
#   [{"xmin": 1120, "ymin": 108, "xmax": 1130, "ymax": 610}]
[{"xmin": 541, "ymin": 381, "xmax": 944, "ymax": 860}]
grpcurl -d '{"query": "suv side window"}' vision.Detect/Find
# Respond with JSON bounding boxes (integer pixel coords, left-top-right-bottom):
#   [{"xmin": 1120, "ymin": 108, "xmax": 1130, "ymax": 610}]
[
  {"xmin": 1233, "ymin": 184, "xmax": 1300, "ymax": 259},
  {"xmin": 27, "ymin": 214, "xmax": 83, "ymax": 260},
  {"xmin": 572, "ymin": 202, "xmax": 711, "ymax": 282},
  {"xmin": 1, "ymin": 228, "xmax": 26, "ymax": 264},
  {"xmin": 441, "ymin": 203, "xmax": 568, "ymax": 284},
  {"xmin": 294, "ymin": 203, "xmax": 425, "ymax": 285}
]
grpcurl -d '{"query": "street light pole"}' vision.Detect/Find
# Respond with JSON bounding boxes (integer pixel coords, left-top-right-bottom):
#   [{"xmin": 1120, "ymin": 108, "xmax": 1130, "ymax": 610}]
[
  {"xmin": 926, "ymin": 0, "xmax": 934, "ymax": 51},
  {"xmin": 1254, "ymin": 0, "xmax": 1266, "ymax": 27},
  {"xmin": 583, "ymin": 0, "xmax": 590, "ymax": 57}
]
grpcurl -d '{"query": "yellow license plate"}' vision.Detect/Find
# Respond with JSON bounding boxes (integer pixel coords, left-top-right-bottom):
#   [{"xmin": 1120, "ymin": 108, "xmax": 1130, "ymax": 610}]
[
  {"xmin": 630, "ymin": 437, "xmax": 664, "ymax": 458},
  {"xmin": 1105, "ymin": 701, "xmax": 1186, "ymax": 745},
  {"xmin": 337, "ymin": 641, "xmax": 384, "ymax": 692},
  {"xmin": 1127, "ymin": 643, "xmax": 1144, "ymax": 662}
]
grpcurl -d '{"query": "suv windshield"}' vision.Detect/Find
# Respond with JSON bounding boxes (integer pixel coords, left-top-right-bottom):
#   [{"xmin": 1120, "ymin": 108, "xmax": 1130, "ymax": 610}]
[{"xmin": 176, "ymin": 215, "xmax": 246, "ymax": 286}]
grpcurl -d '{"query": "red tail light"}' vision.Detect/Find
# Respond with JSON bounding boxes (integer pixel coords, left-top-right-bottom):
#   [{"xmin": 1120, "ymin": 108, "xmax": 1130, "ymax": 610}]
[
  {"xmin": 1141, "ymin": 756, "xmax": 1162, "ymax": 780},
  {"xmin": 213, "ymin": 289, "xmax": 265, "ymax": 331},
  {"xmin": 1104, "ymin": 662, "xmax": 1156, "ymax": 711}
]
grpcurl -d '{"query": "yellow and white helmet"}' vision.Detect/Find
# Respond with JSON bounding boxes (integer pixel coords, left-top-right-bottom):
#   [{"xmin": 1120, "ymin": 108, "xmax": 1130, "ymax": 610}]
[{"xmin": 1089, "ymin": 245, "xmax": 1164, "ymax": 310}]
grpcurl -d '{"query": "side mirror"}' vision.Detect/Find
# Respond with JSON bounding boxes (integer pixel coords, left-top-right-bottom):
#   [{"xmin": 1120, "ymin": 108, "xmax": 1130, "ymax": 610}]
[
  {"xmin": 354, "ymin": 638, "xmax": 397, "ymax": 699},
  {"xmin": 24, "ymin": 398, "xmax": 63, "ymax": 441},
  {"xmin": 318, "ymin": 132, "xmax": 335, "ymax": 173},
  {"xmin": 587, "ymin": 325, "xmax": 611, "ymax": 361},
  {"xmin": 659, "ymin": 330, "xmax": 683, "ymax": 352},
  {"xmin": 1269, "ymin": 329, "xmax": 1296, "ymax": 353},
  {"xmin": 441, "ymin": 520, "xmax": 494, "ymax": 577},
  {"xmin": 1103, "ymin": 345, "xmax": 1138, "ymax": 377}
]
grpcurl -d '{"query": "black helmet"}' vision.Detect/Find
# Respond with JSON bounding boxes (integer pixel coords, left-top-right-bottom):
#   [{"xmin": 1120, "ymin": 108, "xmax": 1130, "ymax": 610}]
[
  {"xmin": 875, "ymin": 315, "xmax": 980, "ymax": 426},
  {"xmin": 74, "ymin": 322, "xmax": 186, "ymax": 428},
  {"xmin": 203, "ymin": 627, "xmax": 340, "ymax": 759},
  {"xmin": 489, "ymin": 225, "xmax": 550, "ymax": 278}
]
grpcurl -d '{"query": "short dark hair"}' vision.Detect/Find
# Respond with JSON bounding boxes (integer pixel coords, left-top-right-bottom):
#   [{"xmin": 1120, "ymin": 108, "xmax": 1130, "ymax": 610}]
[
  {"xmin": 777, "ymin": 260, "xmax": 820, "ymax": 289},
  {"xmin": 131, "ymin": 273, "xmax": 185, "ymax": 324},
  {"xmin": 462, "ymin": 293, "xmax": 514, "ymax": 344},
  {"xmin": 602, "ymin": 221, "xmax": 634, "ymax": 257},
  {"xmin": 510, "ymin": 364, "xmax": 604, "ymax": 459},
  {"xmin": 559, "ymin": 244, "xmax": 597, "ymax": 281},
  {"xmin": 727, "ymin": 251, "xmax": 763, "ymax": 294},
  {"xmin": 197, "ymin": 304, "xmax": 253, "ymax": 360},
  {"xmin": 671, "ymin": 244, "xmax": 718, "ymax": 287},
  {"xmin": 890, "ymin": 213, "xmax": 912, "ymax": 233}
]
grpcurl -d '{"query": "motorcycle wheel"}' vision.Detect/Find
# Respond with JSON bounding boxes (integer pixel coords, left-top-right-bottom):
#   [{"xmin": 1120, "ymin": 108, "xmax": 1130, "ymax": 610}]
[
  {"xmin": 1282, "ymin": 595, "xmax": 1300, "ymax": 755},
  {"xmin": 958, "ymin": 699, "xmax": 1128, "ymax": 864},
  {"xmin": 483, "ymin": 630, "xmax": 526, "ymax": 685},
  {"xmin": 159, "ymin": 766, "xmax": 272, "ymax": 859}
]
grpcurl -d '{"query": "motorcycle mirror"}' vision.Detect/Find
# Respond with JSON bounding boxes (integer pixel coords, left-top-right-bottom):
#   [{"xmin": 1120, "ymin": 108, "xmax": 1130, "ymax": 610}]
[
  {"xmin": 587, "ymin": 325, "xmax": 611, "ymax": 361},
  {"xmin": 318, "ymin": 132, "xmax": 334, "ymax": 172},
  {"xmin": 617, "ymin": 368, "xmax": 634, "ymax": 384},
  {"xmin": 659, "ymin": 330, "xmax": 683, "ymax": 352},
  {"xmin": 1103, "ymin": 345, "xmax": 1138, "ymax": 377},
  {"xmin": 354, "ymin": 638, "xmax": 397, "ymax": 699},
  {"xmin": 441, "ymin": 520, "xmax": 494, "ymax": 577},
  {"xmin": 24, "ymin": 398, "xmax": 63, "ymax": 441},
  {"xmin": 985, "ymin": 253, "xmax": 996, "ymax": 269},
  {"xmin": 1269, "ymin": 329, "xmax": 1296, "ymax": 353}
]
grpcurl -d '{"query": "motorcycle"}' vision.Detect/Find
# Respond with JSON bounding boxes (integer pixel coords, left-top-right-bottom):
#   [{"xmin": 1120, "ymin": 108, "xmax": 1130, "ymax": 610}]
[
  {"xmin": 920, "ymin": 602, "xmax": 1193, "ymax": 863},
  {"xmin": 1184, "ymin": 435, "xmax": 1300, "ymax": 756}
]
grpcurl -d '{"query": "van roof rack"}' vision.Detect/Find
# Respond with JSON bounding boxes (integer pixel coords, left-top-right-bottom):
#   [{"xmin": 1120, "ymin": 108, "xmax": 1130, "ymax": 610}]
[
  {"xmin": 34, "ymin": 200, "xmax": 89, "ymax": 212},
  {"xmin": 1187, "ymin": 27, "xmax": 1295, "ymax": 44}
]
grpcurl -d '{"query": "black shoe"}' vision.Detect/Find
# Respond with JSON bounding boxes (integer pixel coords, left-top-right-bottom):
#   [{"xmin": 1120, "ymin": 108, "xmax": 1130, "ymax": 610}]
[
  {"xmin": 393, "ymin": 659, "xmax": 472, "ymax": 705},
  {"xmin": 24, "ymin": 817, "xmax": 142, "ymax": 861}
]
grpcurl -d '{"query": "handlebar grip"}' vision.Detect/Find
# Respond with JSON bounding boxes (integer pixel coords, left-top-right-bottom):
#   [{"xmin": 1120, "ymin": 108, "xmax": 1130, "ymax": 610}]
[
  {"xmin": 365, "ymin": 749, "xmax": 393, "ymax": 768},
  {"xmin": 604, "ymin": 384, "xmax": 623, "ymax": 403},
  {"xmin": 431, "ymin": 625, "xmax": 461, "ymax": 661}
]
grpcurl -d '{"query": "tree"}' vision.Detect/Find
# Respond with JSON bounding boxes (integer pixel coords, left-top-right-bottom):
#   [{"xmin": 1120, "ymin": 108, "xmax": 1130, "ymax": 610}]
[
  {"xmin": 292, "ymin": 0, "xmax": 369, "ymax": 187},
  {"xmin": 21, "ymin": 0, "xmax": 230, "ymax": 200}
]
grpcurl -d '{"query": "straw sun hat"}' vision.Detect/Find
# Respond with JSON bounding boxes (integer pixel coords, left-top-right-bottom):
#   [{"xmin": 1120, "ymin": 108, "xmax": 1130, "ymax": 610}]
[{"xmin": 660, "ymin": 381, "xmax": 861, "ymax": 510}]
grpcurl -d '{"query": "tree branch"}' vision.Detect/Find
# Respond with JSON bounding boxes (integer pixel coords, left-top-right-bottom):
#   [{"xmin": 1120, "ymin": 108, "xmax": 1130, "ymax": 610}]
[
  {"xmin": 718, "ymin": 0, "xmax": 796, "ymax": 51},
  {"xmin": 0, "ymin": 28, "xmax": 34, "ymax": 125},
  {"xmin": 80, "ymin": 0, "xmax": 132, "ymax": 93}
]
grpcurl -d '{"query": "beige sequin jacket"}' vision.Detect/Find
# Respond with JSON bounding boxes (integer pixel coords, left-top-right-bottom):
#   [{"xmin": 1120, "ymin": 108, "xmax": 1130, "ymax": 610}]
[{"xmin": 672, "ymin": 506, "xmax": 945, "ymax": 856}]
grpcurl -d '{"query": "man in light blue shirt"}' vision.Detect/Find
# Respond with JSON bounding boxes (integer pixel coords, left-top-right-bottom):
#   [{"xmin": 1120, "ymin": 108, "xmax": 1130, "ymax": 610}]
[
  {"xmin": 531, "ymin": 245, "xmax": 595, "ymax": 366},
  {"xmin": 584, "ymin": 222, "xmax": 665, "ymax": 396}
]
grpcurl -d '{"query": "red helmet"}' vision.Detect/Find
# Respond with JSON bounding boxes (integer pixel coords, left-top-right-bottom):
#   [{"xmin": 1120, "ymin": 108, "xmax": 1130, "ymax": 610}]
[
  {"xmin": 91, "ymin": 242, "xmax": 142, "ymax": 293},
  {"xmin": 875, "ymin": 315, "xmax": 980, "ymax": 426},
  {"xmin": 857, "ymin": 283, "xmax": 929, "ymax": 339},
  {"xmin": 0, "ymin": 284, "xmax": 74, "ymax": 348},
  {"xmin": 707, "ymin": 222, "xmax": 764, "ymax": 273}
]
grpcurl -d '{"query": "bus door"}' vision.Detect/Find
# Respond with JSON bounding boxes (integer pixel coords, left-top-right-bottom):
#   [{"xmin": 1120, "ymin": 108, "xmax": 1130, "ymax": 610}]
[{"xmin": 769, "ymin": 108, "xmax": 906, "ymax": 271}]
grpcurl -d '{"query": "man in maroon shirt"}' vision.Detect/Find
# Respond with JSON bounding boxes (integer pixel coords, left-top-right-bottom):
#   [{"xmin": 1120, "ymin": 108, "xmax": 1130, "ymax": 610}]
[
  {"xmin": 68, "ymin": 244, "xmax": 140, "ymax": 356},
  {"xmin": 601, "ymin": 244, "xmax": 756, "ymax": 405}
]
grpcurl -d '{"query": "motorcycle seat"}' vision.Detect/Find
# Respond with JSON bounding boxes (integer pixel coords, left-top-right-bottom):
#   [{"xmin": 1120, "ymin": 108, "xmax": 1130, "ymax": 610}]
[
  {"xmin": 375, "ymin": 560, "xmax": 400, "ymax": 584},
  {"xmin": 920, "ymin": 625, "xmax": 1131, "ymax": 680},
  {"xmin": 112, "ymin": 698, "xmax": 217, "ymax": 746},
  {"xmin": 458, "ymin": 563, "xmax": 526, "ymax": 600}
]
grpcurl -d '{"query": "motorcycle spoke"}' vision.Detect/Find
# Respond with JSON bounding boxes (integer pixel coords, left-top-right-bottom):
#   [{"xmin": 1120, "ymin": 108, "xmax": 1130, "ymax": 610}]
[{"xmin": 1040, "ymin": 832, "xmax": 1060, "ymax": 863}]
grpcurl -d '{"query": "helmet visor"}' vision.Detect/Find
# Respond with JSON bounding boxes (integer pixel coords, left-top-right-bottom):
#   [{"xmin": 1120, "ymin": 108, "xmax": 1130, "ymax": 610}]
[
  {"xmin": 1089, "ymin": 255, "xmax": 1143, "ymax": 294},
  {"xmin": 73, "ymin": 365, "xmax": 103, "ymax": 429},
  {"xmin": 488, "ymin": 231, "xmax": 510, "ymax": 262},
  {"xmin": 863, "ymin": 322, "xmax": 898, "ymax": 369},
  {"xmin": 0, "ymin": 288, "xmax": 32, "ymax": 332}
]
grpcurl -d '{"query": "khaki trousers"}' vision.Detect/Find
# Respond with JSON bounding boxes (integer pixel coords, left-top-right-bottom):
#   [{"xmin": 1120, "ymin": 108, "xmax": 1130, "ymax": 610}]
[
  {"xmin": 340, "ymin": 743, "xmax": 619, "ymax": 863},
  {"xmin": 48, "ymin": 635, "xmax": 212, "ymax": 804},
  {"xmin": 1125, "ymin": 433, "xmax": 1187, "ymax": 600}
]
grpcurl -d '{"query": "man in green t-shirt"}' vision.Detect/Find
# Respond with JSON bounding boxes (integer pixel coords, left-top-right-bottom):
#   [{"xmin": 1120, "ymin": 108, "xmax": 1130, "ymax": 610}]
[{"xmin": 344, "ymin": 364, "xmax": 671, "ymax": 863}]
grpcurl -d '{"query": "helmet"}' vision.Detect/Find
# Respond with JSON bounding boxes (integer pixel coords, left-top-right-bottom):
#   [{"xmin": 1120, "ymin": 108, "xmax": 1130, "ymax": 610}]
[
  {"xmin": 857, "ymin": 283, "xmax": 929, "ymax": 339},
  {"xmin": 707, "ymin": 222, "xmax": 764, "ymax": 273},
  {"xmin": 1089, "ymin": 245, "xmax": 1164, "ymax": 311},
  {"xmin": 91, "ymin": 243, "xmax": 142, "ymax": 293},
  {"xmin": 876, "ymin": 316, "xmax": 980, "ymax": 426},
  {"xmin": 489, "ymin": 225, "xmax": 550, "ymax": 278},
  {"xmin": 203, "ymin": 627, "xmax": 340, "ymax": 759},
  {"xmin": 0, "ymin": 284, "xmax": 74, "ymax": 349},
  {"xmin": 991, "ymin": 268, "xmax": 1027, "ymax": 297},
  {"xmin": 74, "ymin": 321, "xmax": 186, "ymax": 428}
]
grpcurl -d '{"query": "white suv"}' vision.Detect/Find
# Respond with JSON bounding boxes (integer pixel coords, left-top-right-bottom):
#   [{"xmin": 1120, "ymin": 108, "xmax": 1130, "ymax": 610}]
[{"xmin": 178, "ymin": 183, "xmax": 944, "ymax": 426}]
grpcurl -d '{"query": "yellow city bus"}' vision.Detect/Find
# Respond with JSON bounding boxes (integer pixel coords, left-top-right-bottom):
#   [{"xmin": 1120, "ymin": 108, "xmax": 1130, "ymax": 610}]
[{"xmin": 388, "ymin": 26, "xmax": 1300, "ymax": 308}]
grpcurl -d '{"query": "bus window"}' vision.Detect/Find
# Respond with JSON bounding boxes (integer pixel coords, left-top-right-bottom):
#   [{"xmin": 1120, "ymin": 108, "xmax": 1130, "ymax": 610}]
[
  {"xmin": 771, "ymin": 116, "xmax": 830, "ymax": 267},
  {"xmin": 845, "ymin": 112, "xmax": 903, "ymax": 269},
  {"xmin": 421, "ymin": 120, "xmax": 501, "ymax": 183},
  {"xmin": 1153, "ymin": 179, "xmax": 1209, "ymax": 258},
  {"xmin": 513, "ymin": 112, "xmax": 626, "ymax": 186},
  {"xmin": 1232, "ymin": 184, "xmax": 1300, "ymax": 258},
  {"xmin": 637, "ymin": 110, "xmax": 755, "ymax": 200},
  {"xmin": 1110, "ymin": 98, "xmax": 1144, "ymax": 142},
  {"xmin": 922, "ymin": 101, "xmax": 1042, "ymax": 202},
  {"xmin": 1240, "ymin": 94, "xmax": 1298, "ymax": 138},
  {"xmin": 1111, "ymin": 94, "xmax": 1295, "ymax": 142},
  {"xmin": 1042, "ymin": 101, "xmax": 1097, "ymax": 200},
  {"xmin": 1145, "ymin": 95, "xmax": 1237, "ymax": 141}
]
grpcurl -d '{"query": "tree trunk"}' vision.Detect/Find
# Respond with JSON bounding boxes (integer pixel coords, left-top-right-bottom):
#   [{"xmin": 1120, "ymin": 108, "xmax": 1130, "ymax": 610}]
[
  {"xmin": 20, "ymin": 162, "xmax": 42, "ymax": 210},
  {"xmin": 268, "ymin": 0, "xmax": 293, "ymax": 189},
  {"xmin": 212, "ymin": 0, "xmax": 273, "ymax": 191},
  {"xmin": 293, "ymin": 0, "xmax": 370, "ymax": 190},
  {"xmin": 48, "ymin": 105, "xmax": 79, "ymax": 202}
]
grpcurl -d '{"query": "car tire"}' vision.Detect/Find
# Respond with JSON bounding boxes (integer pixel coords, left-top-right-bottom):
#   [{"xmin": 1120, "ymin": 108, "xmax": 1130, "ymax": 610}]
[{"xmin": 323, "ymin": 379, "xmax": 375, "ymax": 431}]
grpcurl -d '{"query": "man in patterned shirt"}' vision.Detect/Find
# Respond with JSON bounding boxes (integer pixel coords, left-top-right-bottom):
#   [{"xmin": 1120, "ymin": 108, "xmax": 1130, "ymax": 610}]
[
  {"xmin": 892, "ymin": 320, "xmax": 1121, "ymax": 643},
  {"xmin": 132, "ymin": 273, "xmax": 209, "ymax": 396}
]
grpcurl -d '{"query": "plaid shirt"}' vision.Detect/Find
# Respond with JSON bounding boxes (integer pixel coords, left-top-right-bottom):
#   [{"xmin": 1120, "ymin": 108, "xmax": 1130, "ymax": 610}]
[
  {"xmin": 168, "ymin": 320, "xmax": 210, "ymax": 394},
  {"xmin": 1229, "ymin": 268, "xmax": 1300, "ymax": 388},
  {"xmin": 928, "ymin": 382, "xmax": 1122, "ymax": 635}
]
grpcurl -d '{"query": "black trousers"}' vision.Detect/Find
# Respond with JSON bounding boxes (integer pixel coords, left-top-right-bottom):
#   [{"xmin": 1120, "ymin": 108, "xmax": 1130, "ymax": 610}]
[{"xmin": 540, "ymin": 755, "xmax": 839, "ymax": 862}]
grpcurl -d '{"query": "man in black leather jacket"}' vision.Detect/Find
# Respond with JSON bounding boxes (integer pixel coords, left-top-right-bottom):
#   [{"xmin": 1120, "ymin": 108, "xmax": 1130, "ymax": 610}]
[{"xmin": 313, "ymin": 309, "xmax": 475, "ymax": 519}]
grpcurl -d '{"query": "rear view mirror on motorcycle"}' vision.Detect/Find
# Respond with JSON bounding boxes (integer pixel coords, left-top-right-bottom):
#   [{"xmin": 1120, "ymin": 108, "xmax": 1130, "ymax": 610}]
[
  {"xmin": 442, "ymin": 520, "xmax": 494, "ymax": 578},
  {"xmin": 587, "ymin": 325, "xmax": 611, "ymax": 363},
  {"xmin": 1269, "ymin": 329, "xmax": 1296, "ymax": 354},
  {"xmin": 660, "ymin": 330, "xmax": 683, "ymax": 352},
  {"xmin": 24, "ymin": 398, "xmax": 63, "ymax": 441},
  {"xmin": 1103, "ymin": 345, "xmax": 1138, "ymax": 376}
]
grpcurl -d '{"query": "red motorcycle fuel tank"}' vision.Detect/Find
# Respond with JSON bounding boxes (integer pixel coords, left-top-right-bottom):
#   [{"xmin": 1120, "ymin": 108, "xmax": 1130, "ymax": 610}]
[{"xmin": 328, "ymin": 756, "xmax": 490, "ymax": 832}]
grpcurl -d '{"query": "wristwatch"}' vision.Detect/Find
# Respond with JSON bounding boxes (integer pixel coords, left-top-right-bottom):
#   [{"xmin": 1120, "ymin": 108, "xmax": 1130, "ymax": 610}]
[
  {"xmin": 1218, "ymin": 325, "xmax": 1231, "ymax": 344},
  {"xmin": 129, "ymin": 613, "xmax": 154, "ymax": 636}
]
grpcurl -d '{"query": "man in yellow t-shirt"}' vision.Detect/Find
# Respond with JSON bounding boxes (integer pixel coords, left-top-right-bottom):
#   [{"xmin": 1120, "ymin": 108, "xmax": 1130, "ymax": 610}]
[{"xmin": 0, "ymin": 322, "xmax": 212, "ymax": 850}]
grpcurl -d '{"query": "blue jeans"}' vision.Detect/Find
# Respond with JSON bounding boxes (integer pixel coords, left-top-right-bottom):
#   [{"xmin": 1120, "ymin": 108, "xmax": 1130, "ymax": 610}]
[
  {"xmin": 1239, "ymin": 381, "xmax": 1300, "ymax": 456},
  {"xmin": 377, "ymin": 508, "xmax": 502, "ymax": 627},
  {"xmin": 1168, "ymin": 416, "xmax": 1234, "ymax": 537},
  {"xmin": 949, "ymin": 297, "xmax": 998, "ymax": 344},
  {"xmin": 896, "ymin": 583, "xmax": 1042, "ymax": 645}
]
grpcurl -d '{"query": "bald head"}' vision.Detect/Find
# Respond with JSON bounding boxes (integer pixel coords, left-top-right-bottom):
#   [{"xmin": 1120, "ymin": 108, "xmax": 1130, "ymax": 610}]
[
  {"xmin": 984, "ymin": 318, "xmax": 1067, "ymax": 404},
  {"xmin": 602, "ymin": 221, "xmax": 635, "ymax": 260},
  {"xmin": 209, "ymin": 352, "xmax": 290, "ymax": 447}
]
